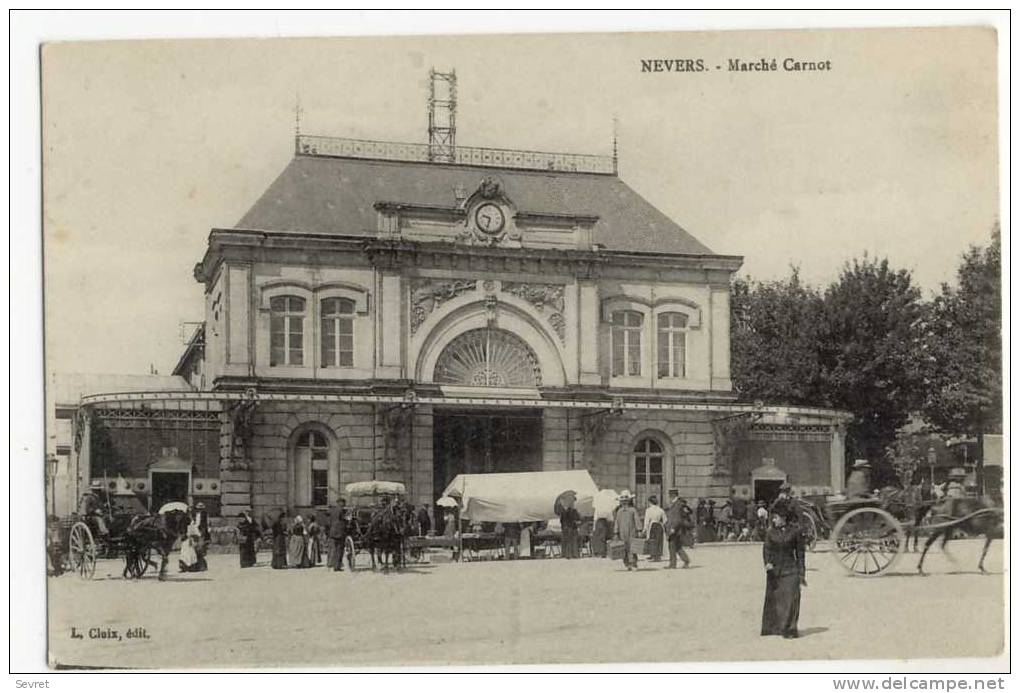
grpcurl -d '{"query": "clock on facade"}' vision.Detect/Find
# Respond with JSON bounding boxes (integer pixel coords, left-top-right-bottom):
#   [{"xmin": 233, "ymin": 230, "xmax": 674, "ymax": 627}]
[{"xmin": 473, "ymin": 203, "xmax": 506, "ymax": 235}]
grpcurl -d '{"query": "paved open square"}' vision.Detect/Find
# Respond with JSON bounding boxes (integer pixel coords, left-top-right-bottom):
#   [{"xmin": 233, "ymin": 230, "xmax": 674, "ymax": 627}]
[{"xmin": 47, "ymin": 539, "xmax": 1004, "ymax": 668}]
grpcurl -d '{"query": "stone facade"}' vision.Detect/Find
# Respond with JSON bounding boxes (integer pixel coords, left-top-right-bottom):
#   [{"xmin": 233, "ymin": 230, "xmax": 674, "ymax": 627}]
[{"xmin": 76, "ymin": 138, "xmax": 851, "ymax": 523}]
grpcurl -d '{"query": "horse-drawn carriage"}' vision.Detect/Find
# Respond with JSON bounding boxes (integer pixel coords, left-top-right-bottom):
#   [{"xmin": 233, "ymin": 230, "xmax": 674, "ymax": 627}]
[
  {"xmin": 52, "ymin": 488, "xmax": 192, "ymax": 580},
  {"xmin": 53, "ymin": 489, "xmax": 154, "ymax": 579},
  {"xmin": 343, "ymin": 480, "xmax": 411, "ymax": 570},
  {"xmin": 823, "ymin": 489, "xmax": 1002, "ymax": 577}
]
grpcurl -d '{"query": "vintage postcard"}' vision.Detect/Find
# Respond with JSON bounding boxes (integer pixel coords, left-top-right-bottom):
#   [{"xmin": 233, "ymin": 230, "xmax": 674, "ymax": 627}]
[{"xmin": 39, "ymin": 26, "xmax": 1003, "ymax": 669}]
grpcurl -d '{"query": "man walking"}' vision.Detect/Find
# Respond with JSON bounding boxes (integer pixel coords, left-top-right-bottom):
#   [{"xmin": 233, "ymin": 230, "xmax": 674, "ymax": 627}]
[
  {"xmin": 613, "ymin": 490, "xmax": 641, "ymax": 571},
  {"xmin": 329, "ymin": 498, "xmax": 350, "ymax": 572},
  {"xmin": 665, "ymin": 489, "xmax": 692, "ymax": 569}
]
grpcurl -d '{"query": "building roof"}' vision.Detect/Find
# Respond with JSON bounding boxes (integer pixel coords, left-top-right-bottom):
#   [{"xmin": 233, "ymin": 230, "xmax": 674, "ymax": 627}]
[
  {"xmin": 234, "ymin": 154, "xmax": 716, "ymax": 256},
  {"xmin": 50, "ymin": 373, "xmax": 194, "ymax": 407}
]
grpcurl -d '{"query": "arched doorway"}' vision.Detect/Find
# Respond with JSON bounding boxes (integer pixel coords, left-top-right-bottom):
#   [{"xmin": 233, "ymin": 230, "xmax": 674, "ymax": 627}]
[{"xmin": 431, "ymin": 328, "xmax": 544, "ymax": 501}]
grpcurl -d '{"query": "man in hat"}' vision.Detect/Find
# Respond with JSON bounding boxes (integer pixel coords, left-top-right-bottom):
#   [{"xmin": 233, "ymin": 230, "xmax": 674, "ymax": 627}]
[
  {"xmin": 664, "ymin": 489, "xmax": 692, "ymax": 569},
  {"xmin": 944, "ymin": 468, "xmax": 967, "ymax": 499},
  {"xmin": 612, "ymin": 490, "xmax": 641, "ymax": 571},
  {"xmin": 328, "ymin": 498, "xmax": 350, "ymax": 572},
  {"xmin": 79, "ymin": 481, "xmax": 111, "ymax": 537},
  {"xmin": 846, "ymin": 460, "xmax": 872, "ymax": 498}
]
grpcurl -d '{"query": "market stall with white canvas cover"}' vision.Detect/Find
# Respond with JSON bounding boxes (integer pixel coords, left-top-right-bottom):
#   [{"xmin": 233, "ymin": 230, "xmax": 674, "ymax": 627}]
[{"xmin": 441, "ymin": 470, "xmax": 599, "ymax": 523}]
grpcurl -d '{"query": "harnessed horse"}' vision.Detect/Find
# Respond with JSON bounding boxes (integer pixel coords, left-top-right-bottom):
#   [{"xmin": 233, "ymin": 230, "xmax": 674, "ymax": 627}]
[
  {"xmin": 122, "ymin": 509, "xmax": 192, "ymax": 581},
  {"xmin": 917, "ymin": 495, "xmax": 1003, "ymax": 575},
  {"xmin": 367, "ymin": 504, "xmax": 406, "ymax": 571}
]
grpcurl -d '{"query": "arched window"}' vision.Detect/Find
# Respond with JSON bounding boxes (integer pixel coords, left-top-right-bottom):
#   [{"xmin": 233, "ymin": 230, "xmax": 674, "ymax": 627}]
[
  {"xmin": 611, "ymin": 310, "xmax": 643, "ymax": 377},
  {"xmin": 270, "ymin": 296, "xmax": 305, "ymax": 366},
  {"xmin": 634, "ymin": 437, "xmax": 665, "ymax": 510},
  {"xmin": 294, "ymin": 429, "xmax": 330, "ymax": 507},
  {"xmin": 434, "ymin": 328, "xmax": 542, "ymax": 387},
  {"xmin": 321, "ymin": 297, "xmax": 355, "ymax": 368},
  {"xmin": 657, "ymin": 312, "xmax": 688, "ymax": 378}
]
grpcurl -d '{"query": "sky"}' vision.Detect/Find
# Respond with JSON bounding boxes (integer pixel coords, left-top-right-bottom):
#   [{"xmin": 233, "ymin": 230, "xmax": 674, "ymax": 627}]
[{"xmin": 41, "ymin": 27, "xmax": 1000, "ymax": 376}]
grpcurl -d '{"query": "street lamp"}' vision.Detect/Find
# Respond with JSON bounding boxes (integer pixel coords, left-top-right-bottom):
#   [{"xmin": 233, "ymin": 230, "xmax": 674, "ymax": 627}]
[{"xmin": 46, "ymin": 455, "xmax": 59, "ymax": 517}]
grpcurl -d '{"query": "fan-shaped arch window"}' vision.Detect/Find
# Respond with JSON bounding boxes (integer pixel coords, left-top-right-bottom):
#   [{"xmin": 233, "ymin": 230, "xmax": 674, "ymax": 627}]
[
  {"xmin": 270, "ymin": 296, "xmax": 305, "ymax": 366},
  {"xmin": 321, "ymin": 297, "xmax": 355, "ymax": 368},
  {"xmin": 294, "ymin": 428, "xmax": 330, "ymax": 507},
  {"xmin": 434, "ymin": 328, "xmax": 542, "ymax": 387},
  {"xmin": 633, "ymin": 437, "xmax": 665, "ymax": 510}
]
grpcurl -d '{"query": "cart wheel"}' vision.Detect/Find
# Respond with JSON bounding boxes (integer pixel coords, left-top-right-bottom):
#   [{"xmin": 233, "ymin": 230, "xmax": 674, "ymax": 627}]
[
  {"xmin": 830, "ymin": 507, "xmax": 904, "ymax": 577},
  {"xmin": 69, "ymin": 522, "xmax": 97, "ymax": 579},
  {"xmin": 345, "ymin": 536, "xmax": 356, "ymax": 571}
]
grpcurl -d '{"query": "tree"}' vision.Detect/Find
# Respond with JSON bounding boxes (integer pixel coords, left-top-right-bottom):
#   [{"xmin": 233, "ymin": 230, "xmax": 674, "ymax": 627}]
[
  {"xmin": 730, "ymin": 268, "xmax": 825, "ymax": 405},
  {"xmin": 921, "ymin": 227, "xmax": 1002, "ymax": 488},
  {"xmin": 816, "ymin": 256, "xmax": 927, "ymax": 482}
]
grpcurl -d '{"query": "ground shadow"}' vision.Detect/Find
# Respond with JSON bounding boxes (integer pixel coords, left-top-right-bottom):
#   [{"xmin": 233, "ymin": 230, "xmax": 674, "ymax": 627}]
[
  {"xmin": 798, "ymin": 626, "xmax": 829, "ymax": 638},
  {"xmin": 160, "ymin": 576, "xmax": 215, "ymax": 582}
]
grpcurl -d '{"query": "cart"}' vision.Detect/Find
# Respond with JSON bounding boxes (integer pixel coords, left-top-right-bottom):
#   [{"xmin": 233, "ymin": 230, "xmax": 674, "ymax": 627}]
[
  {"xmin": 60, "ymin": 490, "xmax": 153, "ymax": 579},
  {"xmin": 343, "ymin": 480, "xmax": 407, "ymax": 570}
]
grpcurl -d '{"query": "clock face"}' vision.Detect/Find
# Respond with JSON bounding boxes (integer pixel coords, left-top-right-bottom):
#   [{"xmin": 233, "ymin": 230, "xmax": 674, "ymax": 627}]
[{"xmin": 474, "ymin": 203, "xmax": 506, "ymax": 235}]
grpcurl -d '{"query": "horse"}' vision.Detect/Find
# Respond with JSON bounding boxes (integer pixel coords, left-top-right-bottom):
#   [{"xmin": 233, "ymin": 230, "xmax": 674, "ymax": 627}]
[
  {"xmin": 367, "ymin": 504, "xmax": 405, "ymax": 571},
  {"xmin": 122, "ymin": 509, "xmax": 192, "ymax": 581},
  {"xmin": 917, "ymin": 496, "xmax": 1003, "ymax": 575},
  {"xmin": 876, "ymin": 486, "xmax": 937, "ymax": 553}
]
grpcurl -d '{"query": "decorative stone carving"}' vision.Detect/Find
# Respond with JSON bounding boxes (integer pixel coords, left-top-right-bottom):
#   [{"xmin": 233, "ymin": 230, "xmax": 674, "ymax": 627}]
[
  {"xmin": 478, "ymin": 176, "xmax": 501, "ymax": 200},
  {"xmin": 380, "ymin": 406, "xmax": 411, "ymax": 472},
  {"xmin": 225, "ymin": 390, "xmax": 259, "ymax": 471},
  {"xmin": 501, "ymin": 281, "xmax": 567, "ymax": 343},
  {"xmin": 581, "ymin": 412, "xmax": 612, "ymax": 447},
  {"xmin": 409, "ymin": 278, "xmax": 477, "ymax": 334},
  {"xmin": 547, "ymin": 312, "xmax": 566, "ymax": 342}
]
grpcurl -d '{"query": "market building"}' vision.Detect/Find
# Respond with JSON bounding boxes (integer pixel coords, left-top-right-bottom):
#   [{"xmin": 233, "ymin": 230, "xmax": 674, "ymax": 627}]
[{"xmin": 69, "ymin": 85, "xmax": 853, "ymax": 522}]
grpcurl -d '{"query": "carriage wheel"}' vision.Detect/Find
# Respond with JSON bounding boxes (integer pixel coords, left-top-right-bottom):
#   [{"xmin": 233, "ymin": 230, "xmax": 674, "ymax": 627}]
[
  {"xmin": 830, "ymin": 507, "xmax": 905, "ymax": 577},
  {"xmin": 800, "ymin": 512, "xmax": 818, "ymax": 552},
  {"xmin": 69, "ymin": 522, "xmax": 97, "ymax": 579},
  {"xmin": 345, "ymin": 536, "xmax": 356, "ymax": 571}
]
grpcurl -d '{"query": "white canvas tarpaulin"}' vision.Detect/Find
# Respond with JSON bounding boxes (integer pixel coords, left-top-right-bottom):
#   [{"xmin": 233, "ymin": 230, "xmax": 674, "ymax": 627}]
[{"xmin": 441, "ymin": 470, "xmax": 599, "ymax": 523}]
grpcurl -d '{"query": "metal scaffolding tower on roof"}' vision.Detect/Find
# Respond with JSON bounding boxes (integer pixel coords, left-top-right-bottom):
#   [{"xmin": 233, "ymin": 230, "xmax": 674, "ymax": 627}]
[{"xmin": 427, "ymin": 68, "xmax": 457, "ymax": 163}]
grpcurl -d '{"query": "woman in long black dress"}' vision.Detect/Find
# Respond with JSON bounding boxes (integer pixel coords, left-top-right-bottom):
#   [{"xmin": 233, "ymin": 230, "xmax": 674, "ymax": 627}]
[
  {"xmin": 270, "ymin": 511, "xmax": 288, "ymax": 569},
  {"xmin": 761, "ymin": 501, "xmax": 806, "ymax": 638},
  {"xmin": 237, "ymin": 511, "xmax": 261, "ymax": 568}
]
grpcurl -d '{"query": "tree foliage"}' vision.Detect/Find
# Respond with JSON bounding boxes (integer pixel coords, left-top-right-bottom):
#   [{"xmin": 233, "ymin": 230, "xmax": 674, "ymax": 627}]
[
  {"xmin": 920, "ymin": 228, "xmax": 1002, "ymax": 436},
  {"xmin": 816, "ymin": 256, "xmax": 927, "ymax": 465},
  {"xmin": 731, "ymin": 269, "xmax": 824, "ymax": 405},
  {"xmin": 731, "ymin": 257, "xmax": 928, "ymax": 481}
]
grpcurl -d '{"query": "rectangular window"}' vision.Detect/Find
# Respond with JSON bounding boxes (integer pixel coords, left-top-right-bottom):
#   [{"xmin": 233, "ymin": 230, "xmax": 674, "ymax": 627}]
[
  {"xmin": 321, "ymin": 298, "xmax": 356, "ymax": 368},
  {"xmin": 656, "ymin": 312, "xmax": 687, "ymax": 378},
  {"xmin": 311, "ymin": 469, "xmax": 328, "ymax": 507},
  {"xmin": 288, "ymin": 317, "xmax": 303, "ymax": 365},
  {"xmin": 611, "ymin": 310, "xmax": 643, "ymax": 377},
  {"xmin": 269, "ymin": 295, "xmax": 305, "ymax": 366}
]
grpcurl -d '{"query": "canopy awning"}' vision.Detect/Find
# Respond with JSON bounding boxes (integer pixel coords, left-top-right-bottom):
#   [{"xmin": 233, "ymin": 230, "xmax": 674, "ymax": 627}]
[
  {"xmin": 345, "ymin": 480, "xmax": 406, "ymax": 497},
  {"xmin": 441, "ymin": 470, "xmax": 599, "ymax": 523}
]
